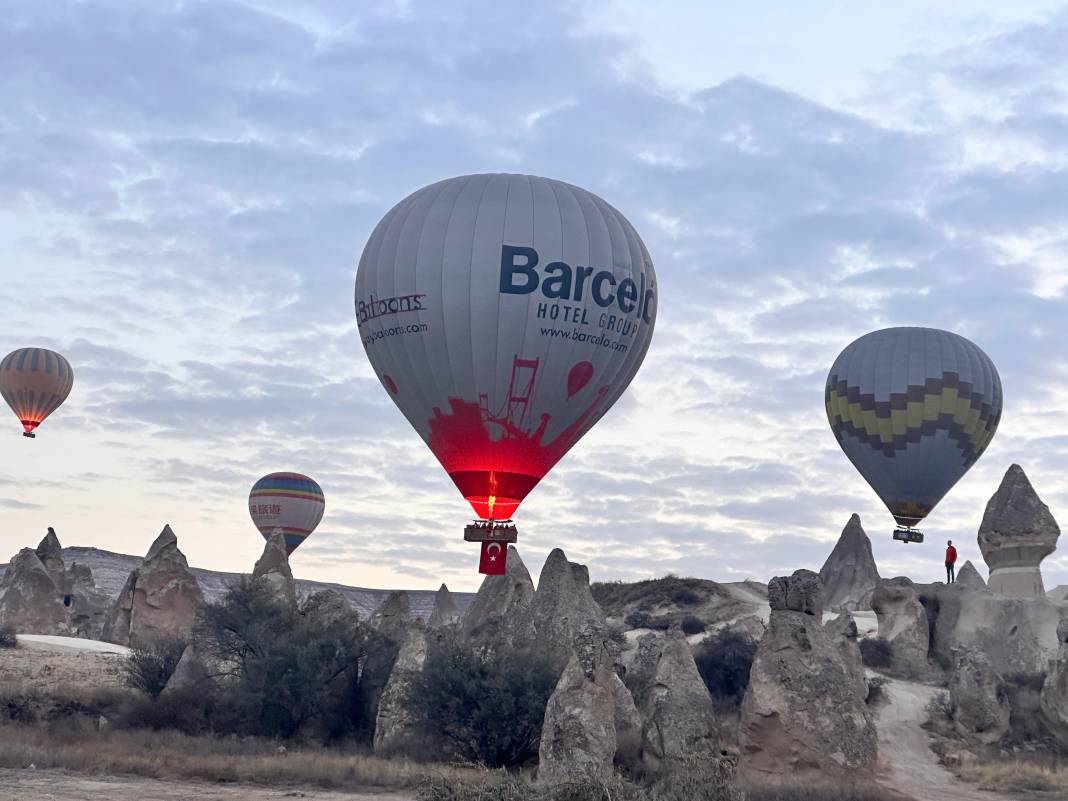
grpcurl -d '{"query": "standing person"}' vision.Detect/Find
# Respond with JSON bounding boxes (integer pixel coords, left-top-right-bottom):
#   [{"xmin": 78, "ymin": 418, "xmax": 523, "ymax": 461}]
[{"xmin": 945, "ymin": 540, "xmax": 958, "ymax": 584}]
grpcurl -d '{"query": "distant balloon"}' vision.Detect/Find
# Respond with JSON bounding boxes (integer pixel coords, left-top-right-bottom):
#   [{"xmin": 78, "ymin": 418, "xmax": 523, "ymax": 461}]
[
  {"xmin": 248, "ymin": 472, "xmax": 325, "ymax": 555},
  {"xmin": 0, "ymin": 348, "xmax": 74, "ymax": 438},
  {"xmin": 826, "ymin": 327, "xmax": 1003, "ymax": 531},
  {"xmin": 567, "ymin": 361, "xmax": 595, "ymax": 399},
  {"xmin": 355, "ymin": 173, "xmax": 658, "ymax": 522}
]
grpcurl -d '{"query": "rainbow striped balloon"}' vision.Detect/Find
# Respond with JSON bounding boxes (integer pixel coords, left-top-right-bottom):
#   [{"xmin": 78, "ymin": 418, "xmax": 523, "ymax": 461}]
[{"xmin": 248, "ymin": 472, "xmax": 325, "ymax": 555}]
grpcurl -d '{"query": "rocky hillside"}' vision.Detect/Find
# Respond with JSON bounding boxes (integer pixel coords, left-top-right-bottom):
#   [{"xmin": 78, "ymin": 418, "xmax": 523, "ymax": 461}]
[
  {"xmin": 591, "ymin": 574, "xmax": 768, "ymax": 633},
  {"xmin": 0, "ymin": 546, "xmax": 473, "ymax": 621}
]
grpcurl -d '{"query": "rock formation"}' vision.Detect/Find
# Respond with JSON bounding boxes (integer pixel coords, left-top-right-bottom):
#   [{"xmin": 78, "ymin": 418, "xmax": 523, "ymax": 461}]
[
  {"xmin": 359, "ymin": 591, "xmax": 411, "ymax": 734},
  {"xmin": 300, "ymin": 589, "xmax": 351, "ymax": 623},
  {"xmin": 950, "ymin": 648, "xmax": 1010, "ymax": 744},
  {"xmin": 978, "ymin": 464, "xmax": 1060, "ymax": 598},
  {"xmin": 0, "ymin": 529, "xmax": 108, "ymax": 638},
  {"xmin": 740, "ymin": 569, "xmax": 876, "ymax": 778},
  {"xmin": 819, "ymin": 514, "xmax": 880, "ymax": 612},
  {"xmin": 161, "ymin": 642, "xmax": 211, "ymax": 696},
  {"xmin": 427, "ymin": 583, "xmax": 459, "ymax": 629},
  {"xmin": 870, "ymin": 577, "xmax": 931, "ymax": 677},
  {"xmin": 955, "ymin": 560, "xmax": 986, "ymax": 590},
  {"xmin": 461, "ymin": 546, "xmax": 535, "ymax": 649},
  {"xmin": 531, "ymin": 548, "xmax": 610, "ymax": 668},
  {"xmin": 538, "ymin": 648, "xmax": 619, "ymax": 785},
  {"xmin": 1040, "ymin": 619, "xmax": 1068, "ymax": 748},
  {"xmin": 252, "ymin": 529, "xmax": 296, "ymax": 605},
  {"xmin": 626, "ymin": 631, "xmax": 719, "ymax": 772},
  {"xmin": 374, "ymin": 622, "xmax": 430, "ymax": 756},
  {"xmin": 103, "ymin": 525, "xmax": 204, "ymax": 648},
  {"xmin": 825, "ymin": 612, "xmax": 867, "ymax": 701}
]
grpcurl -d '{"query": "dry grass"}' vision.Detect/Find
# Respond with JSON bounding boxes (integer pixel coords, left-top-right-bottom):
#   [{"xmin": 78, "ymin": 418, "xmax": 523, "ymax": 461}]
[
  {"xmin": 0, "ymin": 722, "xmax": 476, "ymax": 791},
  {"xmin": 959, "ymin": 755, "xmax": 1068, "ymax": 794}
]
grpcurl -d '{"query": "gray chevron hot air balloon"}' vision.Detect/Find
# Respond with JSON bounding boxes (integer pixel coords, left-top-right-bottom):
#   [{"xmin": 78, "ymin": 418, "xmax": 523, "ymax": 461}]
[{"xmin": 825, "ymin": 327, "xmax": 1003, "ymax": 542}]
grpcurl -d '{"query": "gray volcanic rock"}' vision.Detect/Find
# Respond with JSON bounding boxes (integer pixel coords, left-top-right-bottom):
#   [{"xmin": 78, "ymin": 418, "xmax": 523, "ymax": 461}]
[
  {"xmin": 916, "ymin": 582, "xmax": 1067, "ymax": 677},
  {"xmin": 538, "ymin": 648, "xmax": 619, "ymax": 786},
  {"xmin": 1041, "ymin": 619, "xmax": 1068, "ymax": 748},
  {"xmin": 161, "ymin": 642, "xmax": 211, "ymax": 696},
  {"xmin": 768, "ymin": 569, "xmax": 822, "ymax": 617},
  {"xmin": 531, "ymin": 548, "xmax": 609, "ymax": 668},
  {"xmin": 819, "ymin": 515, "xmax": 880, "ymax": 612},
  {"xmin": 300, "ymin": 589, "xmax": 352, "ymax": 624},
  {"xmin": 427, "ymin": 583, "xmax": 460, "ymax": 629},
  {"xmin": 35, "ymin": 528, "xmax": 66, "ymax": 585},
  {"xmin": 956, "ymin": 560, "xmax": 986, "ymax": 589},
  {"xmin": 461, "ymin": 546, "xmax": 535, "ymax": 648},
  {"xmin": 630, "ymin": 631, "xmax": 719, "ymax": 772},
  {"xmin": 0, "ymin": 548, "xmax": 70, "ymax": 635},
  {"xmin": 66, "ymin": 562, "xmax": 109, "ymax": 640},
  {"xmin": 103, "ymin": 525, "xmax": 204, "ymax": 648},
  {"xmin": 978, "ymin": 464, "xmax": 1060, "ymax": 597},
  {"xmin": 871, "ymin": 577, "xmax": 931, "ymax": 678},
  {"xmin": 740, "ymin": 570, "xmax": 876, "ymax": 778},
  {"xmin": 950, "ymin": 649, "xmax": 1010, "ymax": 744},
  {"xmin": 374, "ymin": 622, "xmax": 430, "ymax": 756},
  {"xmin": 252, "ymin": 529, "xmax": 296, "ymax": 605},
  {"xmin": 825, "ymin": 612, "xmax": 867, "ymax": 701},
  {"xmin": 612, "ymin": 673, "xmax": 642, "ymax": 771},
  {"xmin": 359, "ymin": 591, "xmax": 411, "ymax": 734}
]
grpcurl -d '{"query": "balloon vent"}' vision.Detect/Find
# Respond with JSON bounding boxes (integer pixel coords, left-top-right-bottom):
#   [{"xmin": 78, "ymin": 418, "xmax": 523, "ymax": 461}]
[
  {"xmin": 464, "ymin": 520, "xmax": 518, "ymax": 544},
  {"xmin": 892, "ymin": 527, "xmax": 924, "ymax": 544}
]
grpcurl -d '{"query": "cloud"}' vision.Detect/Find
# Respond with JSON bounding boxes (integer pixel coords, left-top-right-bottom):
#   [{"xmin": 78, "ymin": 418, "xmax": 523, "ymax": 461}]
[{"xmin": 3, "ymin": 1, "xmax": 1068, "ymax": 591}]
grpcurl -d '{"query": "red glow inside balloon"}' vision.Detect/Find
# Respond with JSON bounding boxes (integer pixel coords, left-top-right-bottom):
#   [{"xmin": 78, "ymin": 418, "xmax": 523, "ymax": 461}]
[{"xmin": 567, "ymin": 361, "xmax": 594, "ymax": 399}]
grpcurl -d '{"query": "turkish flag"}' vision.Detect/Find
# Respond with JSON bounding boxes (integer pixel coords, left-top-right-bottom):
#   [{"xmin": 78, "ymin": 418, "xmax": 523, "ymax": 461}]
[{"xmin": 479, "ymin": 541, "xmax": 507, "ymax": 575}]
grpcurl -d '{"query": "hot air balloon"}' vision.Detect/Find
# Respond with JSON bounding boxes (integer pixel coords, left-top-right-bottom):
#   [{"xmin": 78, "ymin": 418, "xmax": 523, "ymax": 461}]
[
  {"xmin": 355, "ymin": 173, "xmax": 657, "ymax": 571},
  {"xmin": 0, "ymin": 348, "xmax": 74, "ymax": 438},
  {"xmin": 825, "ymin": 327, "xmax": 1003, "ymax": 543},
  {"xmin": 248, "ymin": 472, "xmax": 325, "ymax": 555}
]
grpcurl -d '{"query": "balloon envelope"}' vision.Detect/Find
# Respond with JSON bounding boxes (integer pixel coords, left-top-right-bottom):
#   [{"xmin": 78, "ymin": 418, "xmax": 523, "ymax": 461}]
[
  {"xmin": 356, "ymin": 173, "xmax": 657, "ymax": 519},
  {"xmin": 825, "ymin": 327, "xmax": 1003, "ymax": 527},
  {"xmin": 249, "ymin": 472, "xmax": 325, "ymax": 554},
  {"xmin": 0, "ymin": 348, "xmax": 74, "ymax": 436}
]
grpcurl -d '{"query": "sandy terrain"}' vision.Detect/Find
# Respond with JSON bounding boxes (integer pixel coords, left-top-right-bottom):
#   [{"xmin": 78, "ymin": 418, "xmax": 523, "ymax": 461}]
[
  {"xmin": 0, "ymin": 640, "xmax": 127, "ymax": 691},
  {"xmin": 0, "ymin": 768, "xmax": 414, "ymax": 801},
  {"xmin": 875, "ymin": 675, "xmax": 1015, "ymax": 801}
]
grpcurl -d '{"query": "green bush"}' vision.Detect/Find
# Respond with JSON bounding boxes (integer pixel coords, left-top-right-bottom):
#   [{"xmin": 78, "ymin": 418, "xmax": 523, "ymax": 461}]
[
  {"xmin": 858, "ymin": 638, "xmax": 893, "ymax": 669},
  {"xmin": 415, "ymin": 641, "xmax": 559, "ymax": 768},
  {"xmin": 0, "ymin": 626, "xmax": 16, "ymax": 648},
  {"xmin": 123, "ymin": 635, "xmax": 188, "ymax": 698},
  {"xmin": 197, "ymin": 576, "xmax": 367, "ymax": 739},
  {"xmin": 692, "ymin": 630, "xmax": 757, "ymax": 707}
]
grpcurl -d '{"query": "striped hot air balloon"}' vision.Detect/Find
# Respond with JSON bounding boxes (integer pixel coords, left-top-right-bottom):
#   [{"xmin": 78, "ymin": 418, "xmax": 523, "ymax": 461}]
[
  {"xmin": 248, "ymin": 472, "xmax": 325, "ymax": 555},
  {"xmin": 0, "ymin": 348, "xmax": 74, "ymax": 438},
  {"xmin": 826, "ymin": 327, "xmax": 1003, "ymax": 541}
]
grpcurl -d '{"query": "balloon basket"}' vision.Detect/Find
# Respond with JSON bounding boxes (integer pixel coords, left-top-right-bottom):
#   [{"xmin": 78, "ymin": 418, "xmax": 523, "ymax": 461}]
[
  {"xmin": 22, "ymin": 432, "xmax": 35, "ymax": 439},
  {"xmin": 893, "ymin": 527, "xmax": 924, "ymax": 544},
  {"xmin": 464, "ymin": 519, "xmax": 518, "ymax": 543}
]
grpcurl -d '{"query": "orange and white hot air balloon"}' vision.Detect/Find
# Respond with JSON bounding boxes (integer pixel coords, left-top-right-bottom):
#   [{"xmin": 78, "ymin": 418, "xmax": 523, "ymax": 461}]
[{"xmin": 0, "ymin": 348, "xmax": 74, "ymax": 438}]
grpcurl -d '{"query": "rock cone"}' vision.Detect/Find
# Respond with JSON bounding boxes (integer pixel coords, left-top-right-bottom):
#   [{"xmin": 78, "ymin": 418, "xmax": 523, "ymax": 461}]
[
  {"xmin": 978, "ymin": 464, "xmax": 1059, "ymax": 597},
  {"xmin": 427, "ymin": 583, "xmax": 459, "ymax": 629},
  {"xmin": 955, "ymin": 560, "xmax": 986, "ymax": 589},
  {"xmin": 252, "ymin": 529, "xmax": 296, "ymax": 605},
  {"xmin": 819, "ymin": 514, "xmax": 880, "ymax": 612}
]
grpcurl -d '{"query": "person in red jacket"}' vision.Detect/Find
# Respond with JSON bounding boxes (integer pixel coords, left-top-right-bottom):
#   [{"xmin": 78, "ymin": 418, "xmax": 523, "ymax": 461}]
[{"xmin": 945, "ymin": 540, "xmax": 958, "ymax": 584}]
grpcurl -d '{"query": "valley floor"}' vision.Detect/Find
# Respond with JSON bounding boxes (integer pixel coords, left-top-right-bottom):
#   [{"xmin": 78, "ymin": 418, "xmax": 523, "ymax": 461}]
[{"xmin": 0, "ymin": 767, "xmax": 414, "ymax": 801}]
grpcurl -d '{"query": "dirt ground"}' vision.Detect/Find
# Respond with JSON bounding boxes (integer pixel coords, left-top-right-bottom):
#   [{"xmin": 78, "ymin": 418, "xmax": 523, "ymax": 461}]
[
  {"xmin": 0, "ymin": 641, "xmax": 126, "ymax": 691},
  {"xmin": 0, "ymin": 768, "xmax": 415, "ymax": 801}
]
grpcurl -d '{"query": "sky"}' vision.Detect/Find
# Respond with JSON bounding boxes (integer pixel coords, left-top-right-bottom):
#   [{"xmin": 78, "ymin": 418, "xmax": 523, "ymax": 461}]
[{"xmin": 4, "ymin": 0, "xmax": 1068, "ymax": 593}]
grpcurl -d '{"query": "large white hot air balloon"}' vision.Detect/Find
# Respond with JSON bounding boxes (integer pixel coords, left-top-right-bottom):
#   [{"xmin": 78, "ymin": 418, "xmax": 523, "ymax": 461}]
[{"xmin": 355, "ymin": 173, "xmax": 657, "ymax": 570}]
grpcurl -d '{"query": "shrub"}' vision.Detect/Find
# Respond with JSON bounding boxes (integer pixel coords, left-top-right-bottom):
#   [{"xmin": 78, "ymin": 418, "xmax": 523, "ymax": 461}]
[
  {"xmin": 415, "ymin": 641, "xmax": 559, "ymax": 768},
  {"xmin": 0, "ymin": 627, "xmax": 16, "ymax": 649},
  {"xmin": 124, "ymin": 635, "xmax": 188, "ymax": 698},
  {"xmin": 865, "ymin": 676, "xmax": 889, "ymax": 706},
  {"xmin": 680, "ymin": 616, "xmax": 707, "ymax": 636},
  {"xmin": 693, "ymin": 630, "xmax": 758, "ymax": 707},
  {"xmin": 591, "ymin": 576, "xmax": 715, "ymax": 615},
  {"xmin": 198, "ymin": 576, "xmax": 367, "ymax": 739},
  {"xmin": 858, "ymin": 638, "xmax": 893, "ymax": 669}
]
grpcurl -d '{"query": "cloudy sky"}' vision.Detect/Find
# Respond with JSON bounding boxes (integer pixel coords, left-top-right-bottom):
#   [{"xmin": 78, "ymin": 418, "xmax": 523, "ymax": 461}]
[{"xmin": 4, "ymin": 0, "xmax": 1068, "ymax": 593}]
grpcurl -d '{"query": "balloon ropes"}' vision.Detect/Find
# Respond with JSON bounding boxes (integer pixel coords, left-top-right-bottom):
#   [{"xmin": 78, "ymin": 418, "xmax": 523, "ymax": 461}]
[
  {"xmin": 249, "ymin": 472, "xmax": 325, "ymax": 555},
  {"xmin": 355, "ymin": 173, "xmax": 657, "ymax": 572},
  {"xmin": 0, "ymin": 348, "xmax": 74, "ymax": 438},
  {"xmin": 825, "ymin": 327, "xmax": 1003, "ymax": 544}
]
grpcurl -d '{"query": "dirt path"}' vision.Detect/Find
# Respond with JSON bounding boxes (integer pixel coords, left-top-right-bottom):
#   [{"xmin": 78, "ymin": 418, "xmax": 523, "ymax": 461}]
[
  {"xmin": 0, "ymin": 768, "xmax": 415, "ymax": 801},
  {"xmin": 875, "ymin": 676, "xmax": 1014, "ymax": 801}
]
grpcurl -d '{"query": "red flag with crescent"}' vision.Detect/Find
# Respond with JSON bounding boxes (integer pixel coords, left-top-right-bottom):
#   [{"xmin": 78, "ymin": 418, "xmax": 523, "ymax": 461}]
[{"xmin": 479, "ymin": 541, "xmax": 507, "ymax": 575}]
